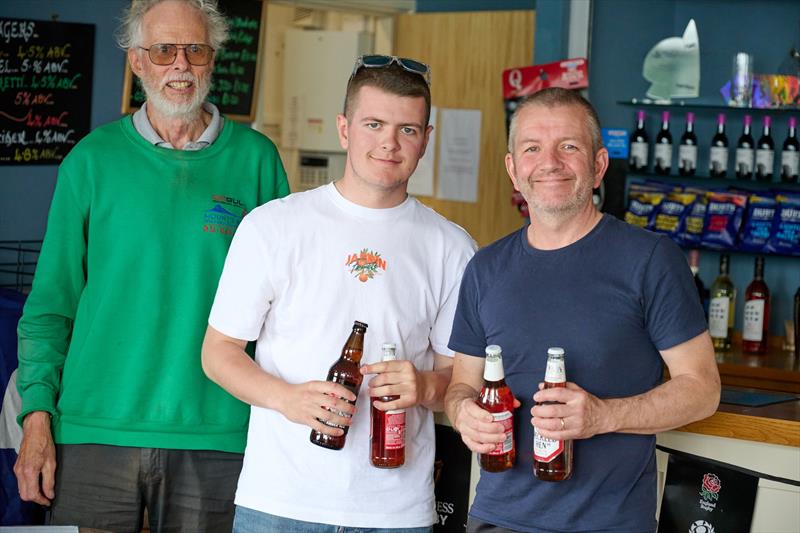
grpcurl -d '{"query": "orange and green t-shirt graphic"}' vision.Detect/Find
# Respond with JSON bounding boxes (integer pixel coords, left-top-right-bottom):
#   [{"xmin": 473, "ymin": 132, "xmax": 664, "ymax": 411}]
[{"xmin": 345, "ymin": 248, "xmax": 387, "ymax": 282}]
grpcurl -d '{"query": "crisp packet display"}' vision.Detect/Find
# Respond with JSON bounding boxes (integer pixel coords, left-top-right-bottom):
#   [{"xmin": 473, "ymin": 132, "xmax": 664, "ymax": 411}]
[
  {"xmin": 679, "ymin": 188, "xmax": 708, "ymax": 247},
  {"xmin": 739, "ymin": 194, "xmax": 778, "ymax": 253},
  {"xmin": 700, "ymin": 192, "xmax": 748, "ymax": 250},
  {"xmin": 653, "ymin": 192, "xmax": 697, "ymax": 240},
  {"xmin": 765, "ymin": 194, "xmax": 800, "ymax": 256},
  {"xmin": 625, "ymin": 190, "xmax": 665, "ymax": 230}
]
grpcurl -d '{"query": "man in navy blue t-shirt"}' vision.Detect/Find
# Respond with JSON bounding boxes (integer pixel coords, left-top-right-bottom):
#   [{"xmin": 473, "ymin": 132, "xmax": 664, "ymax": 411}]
[{"xmin": 444, "ymin": 88, "xmax": 720, "ymax": 533}]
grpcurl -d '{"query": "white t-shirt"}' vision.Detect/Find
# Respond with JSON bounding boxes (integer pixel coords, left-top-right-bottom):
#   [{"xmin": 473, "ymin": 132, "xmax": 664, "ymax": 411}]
[{"xmin": 209, "ymin": 183, "xmax": 476, "ymax": 528}]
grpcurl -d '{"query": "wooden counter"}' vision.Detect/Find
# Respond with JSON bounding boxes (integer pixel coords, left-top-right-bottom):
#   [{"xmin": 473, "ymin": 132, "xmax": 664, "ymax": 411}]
[{"xmin": 675, "ymin": 388, "xmax": 800, "ymax": 447}]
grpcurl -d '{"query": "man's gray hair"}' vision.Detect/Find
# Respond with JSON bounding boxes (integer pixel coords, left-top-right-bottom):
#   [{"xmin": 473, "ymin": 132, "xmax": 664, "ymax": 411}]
[
  {"xmin": 507, "ymin": 88, "xmax": 603, "ymax": 154},
  {"xmin": 116, "ymin": 0, "xmax": 229, "ymax": 50}
]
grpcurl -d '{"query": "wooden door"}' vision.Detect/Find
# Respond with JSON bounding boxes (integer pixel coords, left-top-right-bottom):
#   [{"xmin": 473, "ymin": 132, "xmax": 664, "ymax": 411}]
[{"xmin": 394, "ymin": 10, "xmax": 534, "ymax": 246}]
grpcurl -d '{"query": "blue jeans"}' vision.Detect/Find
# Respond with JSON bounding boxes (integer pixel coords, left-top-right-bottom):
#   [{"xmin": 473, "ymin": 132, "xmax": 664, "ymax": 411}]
[{"xmin": 233, "ymin": 505, "xmax": 433, "ymax": 533}]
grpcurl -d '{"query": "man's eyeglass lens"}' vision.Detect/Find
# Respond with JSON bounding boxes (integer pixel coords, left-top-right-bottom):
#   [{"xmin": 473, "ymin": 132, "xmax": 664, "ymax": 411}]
[{"xmin": 142, "ymin": 44, "xmax": 214, "ymax": 66}]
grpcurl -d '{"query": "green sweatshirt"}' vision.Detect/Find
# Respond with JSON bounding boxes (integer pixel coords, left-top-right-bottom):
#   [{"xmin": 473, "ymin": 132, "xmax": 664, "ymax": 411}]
[{"xmin": 17, "ymin": 116, "xmax": 289, "ymax": 452}]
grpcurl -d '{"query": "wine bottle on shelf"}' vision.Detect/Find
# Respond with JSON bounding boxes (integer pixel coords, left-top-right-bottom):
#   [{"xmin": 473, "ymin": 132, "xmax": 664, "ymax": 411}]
[
  {"xmin": 735, "ymin": 115, "xmax": 755, "ymax": 180},
  {"xmin": 742, "ymin": 256, "xmax": 770, "ymax": 354},
  {"xmin": 678, "ymin": 112, "xmax": 698, "ymax": 176},
  {"xmin": 629, "ymin": 110, "xmax": 649, "ymax": 172},
  {"xmin": 709, "ymin": 113, "xmax": 729, "ymax": 178},
  {"xmin": 781, "ymin": 116, "xmax": 799, "ymax": 183},
  {"xmin": 755, "ymin": 116, "xmax": 774, "ymax": 182},
  {"xmin": 687, "ymin": 249, "xmax": 708, "ymax": 316},
  {"xmin": 654, "ymin": 111, "xmax": 672, "ymax": 175},
  {"xmin": 709, "ymin": 254, "xmax": 735, "ymax": 352}
]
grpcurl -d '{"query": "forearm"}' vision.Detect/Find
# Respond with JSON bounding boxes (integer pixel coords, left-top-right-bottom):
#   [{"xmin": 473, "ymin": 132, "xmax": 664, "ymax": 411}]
[
  {"xmin": 201, "ymin": 341, "xmax": 287, "ymax": 412},
  {"xmin": 444, "ymin": 382, "xmax": 478, "ymax": 427},
  {"xmin": 603, "ymin": 373, "xmax": 720, "ymax": 435},
  {"xmin": 418, "ymin": 366, "xmax": 453, "ymax": 412}
]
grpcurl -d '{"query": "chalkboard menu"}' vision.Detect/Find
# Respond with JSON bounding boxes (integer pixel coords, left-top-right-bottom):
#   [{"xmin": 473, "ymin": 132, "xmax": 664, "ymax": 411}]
[
  {"xmin": 0, "ymin": 18, "xmax": 95, "ymax": 166},
  {"xmin": 122, "ymin": 0, "xmax": 264, "ymax": 121}
]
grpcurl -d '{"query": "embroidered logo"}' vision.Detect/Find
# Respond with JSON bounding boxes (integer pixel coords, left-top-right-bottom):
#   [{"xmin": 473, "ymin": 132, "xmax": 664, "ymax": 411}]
[
  {"xmin": 689, "ymin": 519, "xmax": 716, "ymax": 533},
  {"xmin": 203, "ymin": 195, "xmax": 248, "ymax": 235},
  {"xmin": 698, "ymin": 473, "xmax": 721, "ymax": 512},
  {"xmin": 345, "ymin": 248, "xmax": 387, "ymax": 282}
]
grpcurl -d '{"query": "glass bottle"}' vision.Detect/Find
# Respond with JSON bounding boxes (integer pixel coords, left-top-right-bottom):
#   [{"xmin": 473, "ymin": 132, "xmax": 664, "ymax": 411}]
[
  {"xmin": 781, "ymin": 117, "xmax": 799, "ymax": 183},
  {"xmin": 755, "ymin": 116, "xmax": 775, "ymax": 182},
  {"xmin": 629, "ymin": 110, "xmax": 649, "ymax": 172},
  {"xmin": 533, "ymin": 347, "xmax": 573, "ymax": 482},
  {"xmin": 709, "ymin": 255, "xmax": 735, "ymax": 351},
  {"xmin": 709, "ymin": 113, "xmax": 729, "ymax": 178},
  {"xmin": 735, "ymin": 115, "xmax": 755, "ymax": 180},
  {"xmin": 678, "ymin": 112, "xmax": 698, "ymax": 176},
  {"xmin": 310, "ymin": 320, "xmax": 367, "ymax": 450},
  {"xmin": 743, "ymin": 257, "xmax": 770, "ymax": 354},
  {"xmin": 688, "ymin": 249, "xmax": 708, "ymax": 317},
  {"xmin": 370, "ymin": 342, "xmax": 405, "ymax": 468},
  {"xmin": 654, "ymin": 111, "xmax": 673, "ymax": 175},
  {"xmin": 478, "ymin": 345, "xmax": 515, "ymax": 472}
]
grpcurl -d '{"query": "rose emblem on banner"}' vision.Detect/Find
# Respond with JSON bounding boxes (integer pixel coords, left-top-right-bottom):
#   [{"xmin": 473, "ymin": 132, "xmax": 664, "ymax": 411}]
[{"xmin": 700, "ymin": 473, "xmax": 722, "ymax": 501}]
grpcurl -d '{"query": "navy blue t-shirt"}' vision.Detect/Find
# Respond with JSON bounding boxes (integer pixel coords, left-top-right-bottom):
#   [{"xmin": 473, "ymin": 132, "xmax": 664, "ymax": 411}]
[{"xmin": 448, "ymin": 214, "xmax": 707, "ymax": 533}]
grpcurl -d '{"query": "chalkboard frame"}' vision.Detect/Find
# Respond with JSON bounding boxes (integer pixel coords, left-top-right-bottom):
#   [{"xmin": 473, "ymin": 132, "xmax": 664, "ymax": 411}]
[{"xmin": 120, "ymin": 0, "xmax": 266, "ymax": 122}]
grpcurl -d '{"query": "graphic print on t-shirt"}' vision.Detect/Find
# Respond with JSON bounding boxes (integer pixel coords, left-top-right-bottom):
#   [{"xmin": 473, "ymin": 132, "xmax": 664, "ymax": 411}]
[
  {"xmin": 203, "ymin": 194, "xmax": 248, "ymax": 235},
  {"xmin": 345, "ymin": 248, "xmax": 387, "ymax": 282}
]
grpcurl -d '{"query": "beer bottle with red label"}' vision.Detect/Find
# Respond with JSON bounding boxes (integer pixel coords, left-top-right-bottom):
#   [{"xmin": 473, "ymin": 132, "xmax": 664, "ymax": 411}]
[
  {"xmin": 310, "ymin": 320, "xmax": 368, "ymax": 450},
  {"xmin": 370, "ymin": 342, "xmax": 406, "ymax": 468},
  {"xmin": 533, "ymin": 347, "xmax": 573, "ymax": 481},
  {"xmin": 477, "ymin": 344, "xmax": 515, "ymax": 472}
]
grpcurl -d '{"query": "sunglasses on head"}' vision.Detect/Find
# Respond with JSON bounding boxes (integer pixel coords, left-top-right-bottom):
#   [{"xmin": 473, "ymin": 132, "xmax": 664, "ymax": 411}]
[
  {"xmin": 350, "ymin": 55, "xmax": 431, "ymax": 86},
  {"xmin": 139, "ymin": 43, "xmax": 215, "ymax": 66}
]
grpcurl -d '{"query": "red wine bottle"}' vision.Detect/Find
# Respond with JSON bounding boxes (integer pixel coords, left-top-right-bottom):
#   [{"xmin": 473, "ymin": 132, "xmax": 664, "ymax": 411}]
[
  {"xmin": 709, "ymin": 113, "xmax": 729, "ymax": 178},
  {"xmin": 781, "ymin": 116, "xmax": 799, "ymax": 183},
  {"xmin": 735, "ymin": 115, "xmax": 755, "ymax": 180},
  {"xmin": 654, "ymin": 111, "xmax": 672, "ymax": 175},
  {"xmin": 755, "ymin": 116, "xmax": 774, "ymax": 182},
  {"xmin": 629, "ymin": 110, "xmax": 649, "ymax": 172},
  {"xmin": 742, "ymin": 256, "xmax": 770, "ymax": 354},
  {"xmin": 678, "ymin": 112, "xmax": 698, "ymax": 176}
]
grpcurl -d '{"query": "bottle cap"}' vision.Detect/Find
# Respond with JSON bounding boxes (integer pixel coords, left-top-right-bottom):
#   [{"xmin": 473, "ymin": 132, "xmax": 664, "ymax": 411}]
[
  {"xmin": 717, "ymin": 113, "xmax": 726, "ymax": 124},
  {"xmin": 485, "ymin": 345, "xmax": 502, "ymax": 357},
  {"xmin": 662, "ymin": 111, "xmax": 670, "ymax": 122},
  {"xmin": 547, "ymin": 347, "xmax": 565, "ymax": 356},
  {"xmin": 744, "ymin": 115, "xmax": 752, "ymax": 126},
  {"xmin": 789, "ymin": 116, "xmax": 797, "ymax": 129},
  {"xmin": 763, "ymin": 116, "xmax": 771, "ymax": 127},
  {"xmin": 381, "ymin": 342, "xmax": 397, "ymax": 361},
  {"xmin": 637, "ymin": 110, "xmax": 646, "ymax": 121},
  {"xmin": 354, "ymin": 320, "xmax": 369, "ymax": 330},
  {"xmin": 686, "ymin": 112, "xmax": 695, "ymax": 122}
]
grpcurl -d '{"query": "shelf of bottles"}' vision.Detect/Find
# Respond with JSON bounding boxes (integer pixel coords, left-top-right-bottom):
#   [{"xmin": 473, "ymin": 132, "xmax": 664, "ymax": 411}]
[
  {"xmin": 618, "ymin": 99, "xmax": 800, "ymax": 113},
  {"xmin": 699, "ymin": 251, "xmax": 799, "ymax": 363}
]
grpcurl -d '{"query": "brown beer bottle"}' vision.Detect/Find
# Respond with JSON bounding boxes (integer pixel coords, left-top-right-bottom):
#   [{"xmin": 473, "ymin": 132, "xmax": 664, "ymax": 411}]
[
  {"xmin": 310, "ymin": 320, "xmax": 368, "ymax": 450},
  {"xmin": 533, "ymin": 347, "xmax": 573, "ymax": 481},
  {"xmin": 370, "ymin": 343, "xmax": 406, "ymax": 468},
  {"xmin": 477, "ymin": 345, "xmax": 515, "ymax": 472}
]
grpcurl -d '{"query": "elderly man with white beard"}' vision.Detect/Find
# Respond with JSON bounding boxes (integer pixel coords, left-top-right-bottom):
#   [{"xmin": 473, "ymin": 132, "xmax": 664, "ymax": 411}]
[{"xmin": 13, "ymin": 1, "xmax": 289, "ymax": 531}]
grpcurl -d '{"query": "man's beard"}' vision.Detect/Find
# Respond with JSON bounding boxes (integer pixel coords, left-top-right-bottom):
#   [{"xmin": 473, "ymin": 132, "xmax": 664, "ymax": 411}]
[
  {"xmin": 523, "ymin": 165, "xmax": 595, "ymax": 216},
  {"xmin": 140, "ymin": 71, "xmax": 212, "ymax": 122}
]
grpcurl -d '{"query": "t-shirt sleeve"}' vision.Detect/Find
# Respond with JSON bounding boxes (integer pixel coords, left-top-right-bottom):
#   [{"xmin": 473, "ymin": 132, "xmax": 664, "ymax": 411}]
[
  {"xmin": 447, "ymin": 258, "xmax": 488, "ymax": 358},
  {"xmin": 208, "ymin": 212, "xmax": 276, "ymax": 341},
  {"xmin": 429, "ymin": 236, "xmax": 477, "ymax": 357},
  {"xmin": 643, "ymin": 237, "xmax": 708, "ymax": 351}
]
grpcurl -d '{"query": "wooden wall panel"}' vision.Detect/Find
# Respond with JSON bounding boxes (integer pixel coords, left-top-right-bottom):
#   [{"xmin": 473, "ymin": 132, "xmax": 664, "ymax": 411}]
[{"xmin": 394, "ymin": 10, "xmax": 534, "ymax": 246}]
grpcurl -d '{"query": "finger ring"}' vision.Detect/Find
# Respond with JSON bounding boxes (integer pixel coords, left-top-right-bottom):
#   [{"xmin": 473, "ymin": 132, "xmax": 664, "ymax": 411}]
[{"xmin": 560, "ymin": 417, "xmax": 566, "ymax": 430}]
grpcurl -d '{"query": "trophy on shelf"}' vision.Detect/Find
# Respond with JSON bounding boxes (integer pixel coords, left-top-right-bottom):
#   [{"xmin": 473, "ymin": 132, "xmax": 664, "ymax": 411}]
[{"xmin": 642, "ymin": 19, "xmax": 700, "ymax": 102}]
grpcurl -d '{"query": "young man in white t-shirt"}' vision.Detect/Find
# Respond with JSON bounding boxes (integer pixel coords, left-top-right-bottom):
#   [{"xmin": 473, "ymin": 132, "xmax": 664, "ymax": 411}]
[{"xmin": 202, "ymin": 56, "xmax": 476, "ymax": 532}]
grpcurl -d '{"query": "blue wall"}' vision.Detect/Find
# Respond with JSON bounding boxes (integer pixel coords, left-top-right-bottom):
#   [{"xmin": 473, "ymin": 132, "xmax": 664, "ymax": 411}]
[
  {"xmin": 0, "ymin": 0, "xmax": 129, "ymax": 242},
  {"xmin": 589, "ymin": 0, "xmax": 800, "ymax": 336}
]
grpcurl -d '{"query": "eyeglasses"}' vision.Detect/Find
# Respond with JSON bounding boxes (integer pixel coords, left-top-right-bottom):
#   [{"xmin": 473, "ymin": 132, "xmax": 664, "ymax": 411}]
[
  {"xmin": 350, "ymin": 55, "xmax": 431, "ymax": 86},
  {"xmin": 138, "ymin": 43, "xmax": 215, "ymax": 66}
]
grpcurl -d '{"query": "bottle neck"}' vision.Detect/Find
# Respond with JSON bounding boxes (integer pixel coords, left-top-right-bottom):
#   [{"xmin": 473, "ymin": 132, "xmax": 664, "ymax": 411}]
[
  {"xmin": 743, "ymin": 124, "xmax": 751, "ymax": 135},
  {"xmin": 754, "ymin": 260, "xmax": 764, "ymax": 280},
  {"xmin": 661, "ymin": 120, "xmax": 669, "ymax": 131},
  {"xmin": 762, "ymin": 125, "xmax": 771, "ymax": 137},
  {"xmin": 636, "ymin": 118, "xmax": 645, "ymax": 130},
  {"xmin": 717, "ymin": 122, "xmax": 725, "ymax": 134},
  {"xmin": 544, "ymin": 356, "xmax": 566, "ymax": 383},
  {"xmin": 483, "ymin": 356, "xmax": 505, "ymax": 382},
  {"xmin": 790, "ymin": 126, "xmax": 797, "ymax": 138},
  {"xmin": 685, "ymin": 121, "xmax": 694, "ymax": 133}
]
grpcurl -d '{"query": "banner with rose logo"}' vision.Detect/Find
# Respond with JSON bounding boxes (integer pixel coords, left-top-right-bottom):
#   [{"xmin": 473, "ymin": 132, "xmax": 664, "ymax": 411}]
[{"xmin": 658, "ymin": 450, "xmax": 758, "ymax": 533}]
